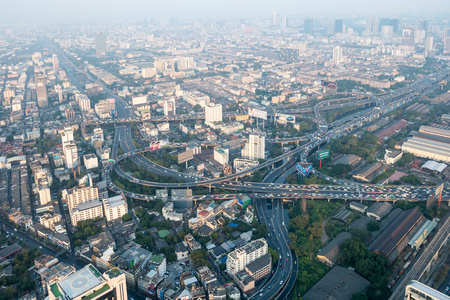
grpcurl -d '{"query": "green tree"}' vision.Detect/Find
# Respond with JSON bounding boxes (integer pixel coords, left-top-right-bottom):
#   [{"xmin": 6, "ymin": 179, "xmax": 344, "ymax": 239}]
[
  {"xmin": 367, "ymin": 221, "xmax": 380, "ymax": 232},
  {"xmin": 351, "ymin": 292, "xmax": 368, "ymax": 300},
  {"xmin": 122, "ymin": 213, "xmax": 132, "ymax": 222}
]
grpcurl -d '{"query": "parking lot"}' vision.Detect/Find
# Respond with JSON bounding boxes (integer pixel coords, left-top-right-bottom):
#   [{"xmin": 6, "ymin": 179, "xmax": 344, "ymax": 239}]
[{"xmin": 166, "ymin": 258, "xmax": 194, "ymax": 288}]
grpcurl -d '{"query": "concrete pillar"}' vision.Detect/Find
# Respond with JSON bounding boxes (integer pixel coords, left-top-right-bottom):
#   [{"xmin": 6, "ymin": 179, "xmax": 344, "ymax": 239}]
[
  {"xmin": 327, "ymin": 198, "xmax": 330, "ymax": 202},
  {"xmin": 209, "ymin": 185, "xmax": 212, "ymax": 193}
]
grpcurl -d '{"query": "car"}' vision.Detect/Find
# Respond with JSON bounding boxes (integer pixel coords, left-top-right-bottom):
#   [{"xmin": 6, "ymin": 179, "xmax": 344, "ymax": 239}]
[{"xmin": 280, "ymin": 281, "xmax": 283, "ymax": 285}]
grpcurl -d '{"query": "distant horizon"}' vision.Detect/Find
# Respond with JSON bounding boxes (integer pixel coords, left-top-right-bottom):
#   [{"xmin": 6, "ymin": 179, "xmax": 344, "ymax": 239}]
[{"xmin": 2, "ymin": 0, "xmax": 449, "ymax": 25}]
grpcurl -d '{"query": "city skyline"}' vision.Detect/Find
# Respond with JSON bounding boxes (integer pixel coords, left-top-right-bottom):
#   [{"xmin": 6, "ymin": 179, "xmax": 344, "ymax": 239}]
[{"xmin": 1, "ymin": 0, "xmax": 450, "ymax": 24}]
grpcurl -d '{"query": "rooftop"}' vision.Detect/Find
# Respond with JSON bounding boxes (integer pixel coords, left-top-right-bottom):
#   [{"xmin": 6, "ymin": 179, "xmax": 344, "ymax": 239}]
[
  {"xmin": 303, "ymin": 265, "xmax": 370, "ymax": 300},
  {"xmin": 57, "ymin": 264, "xmax": 104, "ymax": 299}
]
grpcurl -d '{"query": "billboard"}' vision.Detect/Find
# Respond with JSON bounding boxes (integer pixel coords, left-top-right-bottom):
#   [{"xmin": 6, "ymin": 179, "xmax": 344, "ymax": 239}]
[
  {"xmin": 248, "ymin": 107, "xmax": 267, "ymax": 120},
  {"xmin": 276, "ymin": 113, "xmax": 296, "ymax": 124},
  {"xmin": 321, "ymin": 80, "xmax": 337, "ymax": 89},
  {"xmin": 297, "ymin": 163, "xmax": 313, "ymax": 176},
  {"xmin": 316, "ymin": 149, "xmax": 330, "ymax": 160},
  {"xmin": 148, "ymin": 139, "xmax": 169, "ymax": 151},
  {"xmin": 178, "ymin": 150, "xmax": 194, "ymax": 164},
  {"xmin": 132, "ymin": 95, "xmax": 147, "ymax": 106}
]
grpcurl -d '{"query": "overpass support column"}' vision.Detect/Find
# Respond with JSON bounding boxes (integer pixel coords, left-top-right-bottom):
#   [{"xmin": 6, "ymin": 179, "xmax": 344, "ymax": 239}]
[
  {"xmin": 281, "ymin": 142, "xmax": 284, "ymax": 147},
  {"xmin": 295, "ymin": 141, "xmax": 299, "ymax": 147},
  {"xmin": 327, "ymin": 198, "xmax": 330, "ymax": 202}
]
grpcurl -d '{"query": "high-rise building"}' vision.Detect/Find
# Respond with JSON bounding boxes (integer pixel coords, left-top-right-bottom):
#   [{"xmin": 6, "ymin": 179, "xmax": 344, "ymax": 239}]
[
  {"xmin": 281, "ymin": 15, "xmax": 287, "ymax": 28},
  {"xmin": 142, "ymin": 67, "xmax": 156, "ymax": 78},
  {"xmin": 381, "ymin": 26, "xmax": 394, "ymax": 41},
  {"xmin": 417, "ymin": 20, "xmax": 429, "ymax": 33},
  {"xmin": 62, "ymin": 185, "xmax": 100, "ymax": 211},
  {"xmin": 95, "ymin": 32, "xmax": 107, "ymax": 58},
  {"xmin": 205, "ymin": 103, "xmax": 222, "ymax": 124},
  {"xmin": 226, "ymin": 239, "xmax": 268, "ymax": 275},
  {"xmin": 48, "ymin": 265, "xmax": 127, "ymax": 300},
  {"xmin": 76, "ymin": 94, "xmax": 91, "ymax": 112},
  {"xmin": 405, "ymin": 280, "xmax": 450, "ymax": 300},
  {"xmin": 61, "ymin": 126, "xmax": 74, "ymax": 145},
  {"xmin": 333, "ymin": 46, "xmax": 343, "ymax": 64},
  {"xmin": 214, "ymin": 147, "xmax": 229, "ymax": 165},
  {"xmin": 241, "ymin": 134, "xmax": 265, "ymax": 161},
  {"xmin": 103, "ymin": 194, "xmax": 128, "ymax": 222},
  {"xmin": 39, "ymin": 185, "xmax": 51, "ymax": 205},
  {"xmin": 63, "ymin": 142, "xmax": 78, "ymax": 169},
  {"xmin": 365, "ymin": 18, "xmax": 372, "ymax": 32},
  {"xmin": 163, "ymin": 98, "xmax": 176, "ymax": 116},
  {"xmin": 425, "ymin": 36, "xmax": 434, "ymax": 57},
  {"xmin": 334, "ymin": 19, "xmax": 343, "ymax": 33},
  {"xmin": 272, "ymin": 11, "xmax": 277, "ymax": 26},
  {"xmin": 444, "ymin": 28, "xmax": 450, "ymax": 54},
  {"xmin": 52, "ymin": 54, "xmax": 59, "ymax": 73},
  {"xmin": 304, "ymin": 19, "xmax": 313, "ymax": 34},
  {"xmin": 35, "ymin": 74, "xmax": 48, "ymax": 108}
]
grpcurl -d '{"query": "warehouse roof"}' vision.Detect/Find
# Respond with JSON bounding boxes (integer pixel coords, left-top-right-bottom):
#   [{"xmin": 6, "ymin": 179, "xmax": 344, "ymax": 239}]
[
  {"xmin": 367, "ymin": 202, "xmax": 393, "ymax": 220},
  {"xmin": 369, "ymin": 208, "xmax": 423, "ymax": 257},
  {"xmin": 422, "ymin": 160, "xmax": 448, "ymax": 173},
  {"xmin": 303, "ymin": 265, "xmax": 370, "ymax": 300},
  {"xmin": 317, "ymin": 232, "xmax": 352, "ymax": 266}
]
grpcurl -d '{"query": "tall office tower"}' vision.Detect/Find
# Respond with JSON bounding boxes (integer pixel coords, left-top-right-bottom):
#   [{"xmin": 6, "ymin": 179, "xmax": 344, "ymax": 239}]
[
  {"xmin": 62, "ymin": 185, "xmax": 100, "ymax": 211},
  {"xmin": 304, "ymin": 19, "xmax": 313, "ymax": 34},
  {"xmin": 417, "ymin": 20, "xmax": 429, "ymax": 33},
  {"xmin": 95, "ymin": 32, "xmax": 107, "ymax": 58},
  {"xmin": 405, "ymin": 280, "xmax": 449, "ymax": 300},
  {"xmin": 381, "ymin": 26, "xmax": 394, "ymax": 41},
  {"xmin": 425, "ymin": 36, "xmax": 434, "ymax": 57},
  {"xmin": 47, "ymin": 264, "xmax": 128, "ymax": 300},
  {"xmin": 205, "ymin": 103, "xmax": 222, "ymax": 124},
  {"xmin": 35, "ymin": 74, "xmax": 48, "ymax": 108},
  {"xmin": 444, "ymin": 28, "xmax": 450, "ymax": 54},
  {"xmin": 281, "ymin": 15, "xmax": 287, "ymax": 28},
  {"xmin": 365, "ymin": 18, "xmax": 372, "ymax": 32},
  {"xmin": 272, "ymin": 11, "xmax": 277, "ymax": 26},
  {"xmin": 241, "ymin": 134, "xmax": 265, "ymax": 161},
  {"xmin": 333, "ymin": 46, "xmax": 343, "ymax": 64},
  {"xmin": 226, "ymin": 239, "xmax": 268, "ymax": 275},
  {"xmin": 52, "ymin": 54, "xmax": 59, "ymax": 73},
  {"xmin": 163, "ymin": 98, "xmax": 176, "ymax": 116},
  {"xmin": 371, "ymin": 17, "xmax": 379, "ymax": 33},
  {"xmin": 392, "ymin": 18, "xmax": 400, "ymax": 33},
  {"xmin": 414, "ymin": 29, "xmax": 426, "ymax": 44},
  {"xmin": 334, "ymin": 19, "xmax": 343, "ymax": 33}
]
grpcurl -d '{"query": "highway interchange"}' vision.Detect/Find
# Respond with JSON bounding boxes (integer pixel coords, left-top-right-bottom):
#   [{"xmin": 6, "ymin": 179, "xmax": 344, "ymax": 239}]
[{"xmin": 54, "ymin": 45, "xmax": 450, "ymax": 300}]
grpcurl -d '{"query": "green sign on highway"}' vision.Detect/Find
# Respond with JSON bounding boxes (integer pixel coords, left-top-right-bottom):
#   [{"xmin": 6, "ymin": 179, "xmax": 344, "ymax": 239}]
[{"xmin": 317, "ymin": 149, "xmax": 330, "ymax": 160}]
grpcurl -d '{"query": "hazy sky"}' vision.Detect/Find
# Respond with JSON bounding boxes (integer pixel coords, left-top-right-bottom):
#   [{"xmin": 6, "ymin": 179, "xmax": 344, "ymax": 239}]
[{"xmin": 3, "ymin": 0, "xmax": 450, "ymax": 24}]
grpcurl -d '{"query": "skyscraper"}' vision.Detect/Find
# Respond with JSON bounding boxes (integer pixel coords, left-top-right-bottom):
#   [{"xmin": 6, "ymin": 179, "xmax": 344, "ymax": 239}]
[
  {"xmin": 241, "ymin": 134, "xmax": 265, "ymax": 161},
  {"xmin": 381, "ymin": 26, "xmax": 394, "ymax": 42},
  {"xmin": 35, "ymin": 73, "xmax": 48, "ymax": 108},
  {"xmin": 95, "ymin": 32, "xmax": 107, "ymax": 58},
  {"xmin": 444, "ymin": 28, "xmax": 450, "ymax": 54},
  {"xmin": 205, "ymin": 103, "xmax": 222, "ymax": 124},
  {"xmin": 334, "ymin": 19, "xmax": 343, "ymax": 33},
  {"xmin": 425, "ymin": 36, "xmax": 434, "ymax": 57},
  {"xmin": 164, "ymin": 98, "xmax": 176, "ymax": 116},
  {"xmin": 52, "ymin": 54, "xmax": 59, "ymax": 73},
  {"xmin": 281, "ymin": 15, "xmax": 287, "ymax": 28},
  {"xmin": 333, "ymin": 46, "xmax": 343, "ymax": 64},
  {"xmin": 304, "ymin": 19, "xmax": 313, "ymax": 34},
  {"xmin": 272, "ymin": 11, "xmax": 277, "ymax": 26}
]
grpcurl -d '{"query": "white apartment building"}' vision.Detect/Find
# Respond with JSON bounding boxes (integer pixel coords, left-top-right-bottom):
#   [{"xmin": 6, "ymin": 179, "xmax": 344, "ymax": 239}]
[
  {"xmin": 61, "ymin": 127, "xmax": 74, "ymax": 145},
  {"xmin": 63, "ymin": 142, "xmax": 78, "ymax": 169},
  {"xmin": 241, "ymin": 134, "xmax": 265, "ymax": 161},
  {"xmin": 226, "ymin": 238, "xmax": 268, "ymax": 275},
  {"xmin": 76, "ymin": 94, "xmax": 91, "ymax": 112},
  {"xmin": 205, "ymin": 103, "xmax": 222, "ymax": 124},
  {"xmin": 40, "ymin": 213, "xmax": 62, "ymax": 230},
  {"xmin": 70, "ymin": 199, "xmax": 103, "ymax": 226},
  {"xmin": 164, "ymin": 99, "xmax": 176, "ymax": 116},
  {"xmin": 183, "ymin": 91, "xmax": 210, "ymax": 108},
  {"xmin": 142, "ymin": 67, "xmax": 157, "ymax": 78},
  {"xmin": 39, "ymin": 185, "xmax": 52, "ymax": 205},
  {"xmin": 333, "ymin": 46, "xmax": 343, "ymax": 64},
  {"xmin": 214, "ymin": 147, "xmax": 229, "ymax": 165},
  {"xmin": 83, "ymin": 153, "xmax": 98, "ymax": 170},
  {"xmin": 62, "ymin": 185, "xmax": 100, "ymax": 211},
  {"xmin": 103, "ymin": 195, "xmax": 128, "ymax": 222}
]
